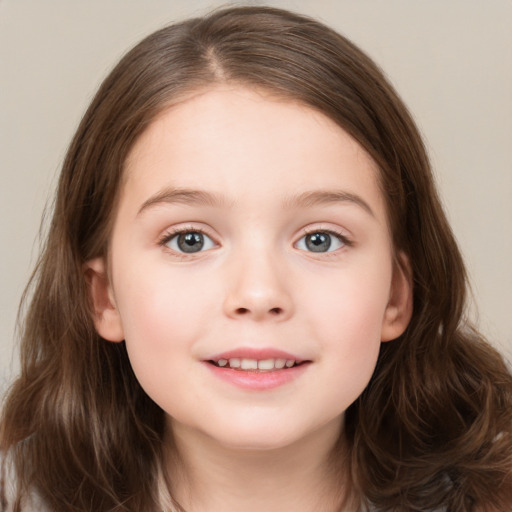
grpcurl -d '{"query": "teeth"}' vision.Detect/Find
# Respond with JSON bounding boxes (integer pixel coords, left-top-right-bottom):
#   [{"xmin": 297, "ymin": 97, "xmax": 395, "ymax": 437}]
[
  {"xmin": 258, "ymin": 359, "xmax": 274, "ymax": 370},
  {"xmin": 215, "ymin": 358, "xmax": 299, "ymax": 370},
  {"xmin": 241, "ymin": 358, "xmax": 258, "ymax": 370}
]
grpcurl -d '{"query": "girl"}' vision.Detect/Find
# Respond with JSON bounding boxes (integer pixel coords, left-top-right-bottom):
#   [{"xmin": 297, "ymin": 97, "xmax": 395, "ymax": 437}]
[{"xmin": 1, "ymin": 5, "xmax": 511, "ymax": 512}]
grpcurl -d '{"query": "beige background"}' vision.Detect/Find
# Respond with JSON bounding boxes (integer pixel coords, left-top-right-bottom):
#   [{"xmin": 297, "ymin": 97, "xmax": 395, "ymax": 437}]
[{"xmin": 1, "ymin": 0, "xmax": 511, "ymax": 392}]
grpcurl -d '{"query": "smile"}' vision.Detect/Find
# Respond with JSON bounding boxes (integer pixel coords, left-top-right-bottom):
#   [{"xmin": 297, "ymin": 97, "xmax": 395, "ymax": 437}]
[
  {"xmin": 204, "ymin": 349, "xmax": 310, "ymax": 390},
  {"xmin": 209, "ymin": 358, "xmax": 300, "ymax": 371}
]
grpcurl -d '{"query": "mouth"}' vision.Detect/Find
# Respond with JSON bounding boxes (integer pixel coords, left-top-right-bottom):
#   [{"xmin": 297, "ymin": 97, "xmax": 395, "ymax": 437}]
[
  {"xmin": 207, "ymin": 357, "xmax": 305, "ymax": 371},
  {"xmin": 204, "ymin": 350, "xmax": 310, "ymax": 390}
]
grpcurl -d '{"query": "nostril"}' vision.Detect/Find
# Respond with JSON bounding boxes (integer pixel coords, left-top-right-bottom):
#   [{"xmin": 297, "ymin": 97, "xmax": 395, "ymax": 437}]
[{"xmin": 234, "ymin": 307, "xmax": 283, "ymax": 316}]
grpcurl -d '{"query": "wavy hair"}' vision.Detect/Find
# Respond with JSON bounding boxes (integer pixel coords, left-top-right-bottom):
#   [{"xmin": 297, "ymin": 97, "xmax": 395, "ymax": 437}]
[{"xmin": 1, "ymin": 6, "xmax": 511, "ymax": 511}]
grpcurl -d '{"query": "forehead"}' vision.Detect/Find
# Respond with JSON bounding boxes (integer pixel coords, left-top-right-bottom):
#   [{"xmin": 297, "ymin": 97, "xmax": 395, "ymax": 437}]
[{"xmin": 121, "ymin": 85, "xmax": 387, "ymax": 222}]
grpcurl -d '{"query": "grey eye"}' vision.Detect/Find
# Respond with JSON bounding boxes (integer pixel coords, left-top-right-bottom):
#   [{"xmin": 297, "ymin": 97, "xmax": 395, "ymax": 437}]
[
  {"xmin": 296, "ymin": 232, "xmax": 345, "ymax": 253},
  {"xmin": 166, "ymin": 231, "xmax": 215, "ymax": 253}
]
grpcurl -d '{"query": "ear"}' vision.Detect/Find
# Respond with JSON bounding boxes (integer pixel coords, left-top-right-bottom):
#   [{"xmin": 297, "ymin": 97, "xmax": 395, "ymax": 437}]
[
  {"xmin": 84, "ymin": 257, "xmax": 124, "ymax": 342},
  {"xmin": 381, "ymin": 252, "xmax": 413, "ymax": 342}
]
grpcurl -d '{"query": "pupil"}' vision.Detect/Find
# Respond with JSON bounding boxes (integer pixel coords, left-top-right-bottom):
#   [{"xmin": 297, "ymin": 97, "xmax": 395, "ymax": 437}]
[
  {"xmin": 306, "ymin": 232, "xmax": 331, "ymax": 252},
  {"xmin": 178, "ymin": 232, "xmax": 204, "ymax": 253}
]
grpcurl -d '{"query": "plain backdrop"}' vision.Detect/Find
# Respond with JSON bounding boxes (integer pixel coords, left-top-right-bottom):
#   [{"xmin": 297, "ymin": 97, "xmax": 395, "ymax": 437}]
[{"xmin": 1, "ymin": 0, "xmax": 511, "ymax": 393}]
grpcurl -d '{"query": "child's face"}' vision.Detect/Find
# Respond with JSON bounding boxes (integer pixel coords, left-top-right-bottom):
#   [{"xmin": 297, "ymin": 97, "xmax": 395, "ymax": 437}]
[{"xmin": 90, "ymin": 86, "xmax": 411, "ymax": 451}]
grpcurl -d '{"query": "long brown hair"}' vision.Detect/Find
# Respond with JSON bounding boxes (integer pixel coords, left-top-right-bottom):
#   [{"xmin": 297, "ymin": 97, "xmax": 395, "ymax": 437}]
[{"xmin": 1, "ymin": 6, "xmax": 511, "ymax": 511}]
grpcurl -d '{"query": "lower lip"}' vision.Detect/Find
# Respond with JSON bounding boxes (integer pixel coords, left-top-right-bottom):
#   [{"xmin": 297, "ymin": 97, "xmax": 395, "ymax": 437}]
[{"xmin": 204, "ymin": 362, "xmax": 310, "ymax": 390}]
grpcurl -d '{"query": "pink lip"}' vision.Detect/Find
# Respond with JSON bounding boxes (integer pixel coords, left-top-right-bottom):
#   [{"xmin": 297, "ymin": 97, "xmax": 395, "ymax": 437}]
[
  {"xmin": 207, "ymin": 347, "xmax": 304, "ymax": 362},
  {"xmin": 203, "ymin": 347, "xmax": 310, "ymax": 391}
]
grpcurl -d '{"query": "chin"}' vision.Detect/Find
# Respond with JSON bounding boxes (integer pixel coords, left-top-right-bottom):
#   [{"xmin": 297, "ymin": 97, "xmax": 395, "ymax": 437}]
[
  {"xmin": 168, "ymin": 405, "xmax": 345, "ymax": 455},
  {"xmin": 176, "ymin": 414, "xmax": 310, "ymax": 453},
  {"xmin": 201, "ymin": 415, "xmax": 342, "ymax": 454}
]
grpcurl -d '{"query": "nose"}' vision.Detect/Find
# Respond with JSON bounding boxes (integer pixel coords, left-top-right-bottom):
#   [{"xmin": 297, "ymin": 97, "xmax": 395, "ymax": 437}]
[{"xmin": 222, "ymin": 251, "xmax": 294, "ymax": 322}]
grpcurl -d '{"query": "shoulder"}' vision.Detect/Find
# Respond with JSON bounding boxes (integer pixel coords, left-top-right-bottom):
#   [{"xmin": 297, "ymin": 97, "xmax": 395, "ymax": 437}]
[
  {"xmin": 1, "ymin": 451, "xmax": 17, "ymax": 511},
  {"xmin": 1, "ymin": 451, "xmax": 48, "ymax": 512}
]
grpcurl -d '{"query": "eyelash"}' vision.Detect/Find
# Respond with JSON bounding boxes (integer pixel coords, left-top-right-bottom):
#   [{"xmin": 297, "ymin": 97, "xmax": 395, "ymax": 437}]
[
  {"xmin": 157, "ymin": 226, "xmax": 352, "ymax": 256},
  {"xmin": 158, "ymin": 226, "xmax": 213, "ymax": 246},
  {"xmin": 299, "ymin": 227, "xmax": 353, "ymax": 252}
]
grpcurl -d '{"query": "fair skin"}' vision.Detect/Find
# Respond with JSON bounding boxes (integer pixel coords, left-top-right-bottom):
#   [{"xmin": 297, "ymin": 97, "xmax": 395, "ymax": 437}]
[{"xmin": 87, "ymin": 86, "xmax": 412, "ymax": 511}]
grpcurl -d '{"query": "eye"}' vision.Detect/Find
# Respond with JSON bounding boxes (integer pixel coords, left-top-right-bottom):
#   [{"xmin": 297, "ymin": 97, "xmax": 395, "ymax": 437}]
[
  {"xmin": 163, "ymin": 230, "xmax": 216, "ymax": 254},
  {"xmin": 295, "ymin": 231, "xmax": 347, "ymax": 253}
]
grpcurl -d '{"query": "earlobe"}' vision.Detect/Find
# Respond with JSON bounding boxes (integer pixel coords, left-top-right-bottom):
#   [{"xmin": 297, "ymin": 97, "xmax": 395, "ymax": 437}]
[
  {"xmin": 381, "ymin": 252, "xmax": 413, "ymax": 342},
  {"xmin": 84, "ymin": 257, "xmax": 125, "ymax": 342}
]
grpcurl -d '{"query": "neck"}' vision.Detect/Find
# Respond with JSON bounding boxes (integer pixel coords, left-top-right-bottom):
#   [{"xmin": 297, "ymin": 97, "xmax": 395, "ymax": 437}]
[{"xmin": 164, "ymin": 418, "xmax": 353, "ymax": 512}]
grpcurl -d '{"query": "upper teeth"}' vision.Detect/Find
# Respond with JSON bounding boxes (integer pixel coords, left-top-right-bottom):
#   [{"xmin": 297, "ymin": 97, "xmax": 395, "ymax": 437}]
[{"xmin": 215, "ymin": 358, "xmax": 297, "ymax": 370}]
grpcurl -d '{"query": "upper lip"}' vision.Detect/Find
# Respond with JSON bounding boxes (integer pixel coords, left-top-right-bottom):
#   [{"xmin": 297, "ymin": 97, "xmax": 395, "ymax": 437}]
[{"xmin": 206, "ymin": 347, "xmax": 307, "ymax": 363}]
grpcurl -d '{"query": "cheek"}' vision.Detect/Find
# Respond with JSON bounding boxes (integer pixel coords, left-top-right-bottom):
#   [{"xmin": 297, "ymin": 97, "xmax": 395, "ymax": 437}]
[
  {"xmin": 301, "ymin": 262, "xmax": 392, "ymax": 388},
  {"xmin": 116, "ymin": 261, "xmax": 211, "ymax": 333},
  {"xmin": 113, "ymin": 266, "xmax": 215, "ymax": 384},
  {"xmin": 305, "ymin": 260, "xmax": 391, "ymax": 334}
]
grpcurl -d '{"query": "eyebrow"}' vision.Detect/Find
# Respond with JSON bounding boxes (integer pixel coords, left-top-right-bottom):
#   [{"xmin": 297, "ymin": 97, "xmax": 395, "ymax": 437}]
[
  {"xmin": 137, "ymin": 187, "xmax": 374, "ymax": 217},
  {"xmin": 284, "ymin": 190, "xmax": 375, "ymax": 217},
  {"xmin": 137, "ymin": 187, "xmax": 232, "ymax": 215}
]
